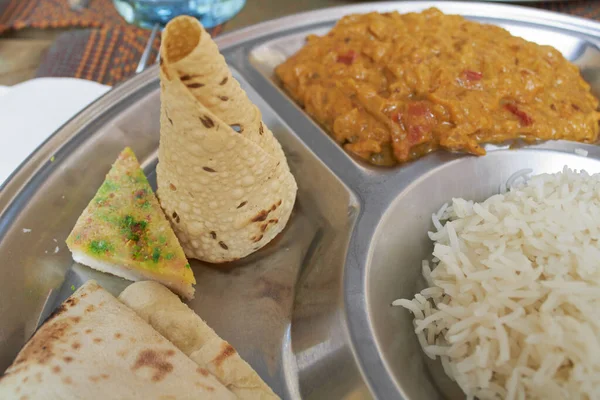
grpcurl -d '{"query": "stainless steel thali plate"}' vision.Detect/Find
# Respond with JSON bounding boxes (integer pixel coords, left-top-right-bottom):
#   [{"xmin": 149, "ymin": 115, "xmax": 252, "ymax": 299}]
[{"xmin": 1, "ymin": 2, "xmax": 600, "ymax": 399}]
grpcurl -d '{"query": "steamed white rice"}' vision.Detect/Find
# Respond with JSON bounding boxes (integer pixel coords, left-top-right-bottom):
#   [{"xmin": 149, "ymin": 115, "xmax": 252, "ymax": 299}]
[{"xmin": 393, "ymin": 167, "xmax": 600, "ymax": 400}]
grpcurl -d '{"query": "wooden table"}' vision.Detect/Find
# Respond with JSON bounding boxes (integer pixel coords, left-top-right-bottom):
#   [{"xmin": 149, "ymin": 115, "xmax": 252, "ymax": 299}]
[{"xmin": 0, "ymin": 0, "xmax": 351, "ymax": 86}]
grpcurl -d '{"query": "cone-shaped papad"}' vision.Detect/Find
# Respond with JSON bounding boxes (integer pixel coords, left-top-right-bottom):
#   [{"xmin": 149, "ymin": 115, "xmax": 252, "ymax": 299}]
[{"xmin": 158, "ymin": 16, "xmax": 297, "ymax": 263}]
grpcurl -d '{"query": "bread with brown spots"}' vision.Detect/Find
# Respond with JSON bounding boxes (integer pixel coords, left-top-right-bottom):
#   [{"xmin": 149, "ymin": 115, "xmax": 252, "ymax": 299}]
[
  {"xmin": 0, "ymin": 281, "xmax": 236, "ymax": 399},
  {"xmin": 120, "ymin": 281, "xmax": 280, "ymax": 399}
]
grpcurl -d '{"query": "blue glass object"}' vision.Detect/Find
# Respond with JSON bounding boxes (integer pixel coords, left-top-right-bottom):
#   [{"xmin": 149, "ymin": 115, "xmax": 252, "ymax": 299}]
[{"xmin": 113, "ymin": 0, "xmax": 246, "ymax": 29}]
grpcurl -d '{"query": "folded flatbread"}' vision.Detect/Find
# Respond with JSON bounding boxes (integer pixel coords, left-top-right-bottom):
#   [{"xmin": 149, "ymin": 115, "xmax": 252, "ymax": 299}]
[
  {"xmin": 66, "ymin": 147, "xmax": 196, "ymax": 299},
  {"xmin": 0, "ymin": 281, "xmax": 235, "ymax": 399},
  {"xmin": 119, "ymin": 281, "xmax": 280, "ymax": 399},
  {"xmin": 157, "ymin": 16, "xmax": 297, "ymax": 263}
]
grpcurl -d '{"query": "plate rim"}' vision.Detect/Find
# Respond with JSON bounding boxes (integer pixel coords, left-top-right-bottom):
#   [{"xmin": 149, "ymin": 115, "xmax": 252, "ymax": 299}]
[{"xmin": 215, "ymin": 1, "xmax": 600, "ymax": 51}]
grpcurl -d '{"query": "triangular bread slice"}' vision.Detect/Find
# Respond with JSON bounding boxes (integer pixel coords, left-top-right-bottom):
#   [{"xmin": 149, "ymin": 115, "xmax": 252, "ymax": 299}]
[
  {"xmin": 0, "ymin": 281, "xmax": 235, "ymax": 399},
  {"xmin": 119, "ymin": 281, "xmax": 280, "ymax": 399},
  {"xmin": 66, "ymin": 147, "xmax": 195, "ymax": 299}
]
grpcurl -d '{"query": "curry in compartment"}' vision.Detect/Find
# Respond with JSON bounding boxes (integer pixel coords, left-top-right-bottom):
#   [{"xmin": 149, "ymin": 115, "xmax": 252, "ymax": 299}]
[{"xmin": 275, "ymin": 8, "xmax": 600, "ymax": 165}]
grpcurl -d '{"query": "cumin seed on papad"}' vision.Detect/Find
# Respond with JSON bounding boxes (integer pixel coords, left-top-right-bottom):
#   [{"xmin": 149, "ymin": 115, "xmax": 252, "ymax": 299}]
[{"xmin": 157, "ymin": 16, "xmax": 297, "ymax": 263}]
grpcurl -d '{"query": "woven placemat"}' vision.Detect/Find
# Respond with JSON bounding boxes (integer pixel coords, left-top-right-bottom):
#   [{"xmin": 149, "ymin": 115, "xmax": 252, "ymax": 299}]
[
  {"xmin": 0, "ymin": 0, "xmax": 162, "ymax": 85},
  {"xmin": 0, "ymin": 0, "xmax": 224, "ymax": 85}
]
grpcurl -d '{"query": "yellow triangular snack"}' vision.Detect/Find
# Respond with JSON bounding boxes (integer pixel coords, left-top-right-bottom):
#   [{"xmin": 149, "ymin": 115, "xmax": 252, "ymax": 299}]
[{"xmin": 66, "ymin": 148, "xmax": 195, "ymax": 299}]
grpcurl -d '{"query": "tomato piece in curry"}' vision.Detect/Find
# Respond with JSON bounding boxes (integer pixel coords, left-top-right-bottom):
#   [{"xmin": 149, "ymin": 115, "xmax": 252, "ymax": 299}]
[{"xmin": 275, "ymin": 8, "xmax": 600, "ymax": 165}]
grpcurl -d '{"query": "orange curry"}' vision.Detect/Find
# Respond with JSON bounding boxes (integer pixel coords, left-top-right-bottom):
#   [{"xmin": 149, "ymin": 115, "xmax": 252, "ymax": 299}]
[{"xmin": 275, "ymin": 8, "xmax": 600, "ymax": 165}]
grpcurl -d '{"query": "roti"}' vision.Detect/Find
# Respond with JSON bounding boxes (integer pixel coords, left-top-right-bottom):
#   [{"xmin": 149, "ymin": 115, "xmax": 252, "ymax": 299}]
[
  {"xmin": 157, "ymin": 16, "xmax": 297, "ymax": 263},
  {"xmin": 66, "ymin": 147, "xmax": 195, "ymax": 299},
  {"xmin": 119, "ymin": 281, "xmax": 280, "ymax": 399},
  {"xmin": 0, "ymin": 281, "xmax": 235, "ymax": 399}
]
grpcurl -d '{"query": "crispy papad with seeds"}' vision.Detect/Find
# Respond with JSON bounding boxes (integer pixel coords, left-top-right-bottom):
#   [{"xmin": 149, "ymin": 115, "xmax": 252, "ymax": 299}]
[
  {"xmin": 0, "ymin": 281, "xmax": 235, "ymax": 399},
  {"xmin": 161, "ymin": 15, "xmax": 284, "ymax": 158},
  {"xmin": 120, "ymin": 281, "xmax": 280, "ymax": 399},
  {"xmin": 65, "ymin": 147, "xmax": 196, "ymax": 299},
  {"xmin": 157, "ymin": 16, "xmax": 297, "ymax": 263}
]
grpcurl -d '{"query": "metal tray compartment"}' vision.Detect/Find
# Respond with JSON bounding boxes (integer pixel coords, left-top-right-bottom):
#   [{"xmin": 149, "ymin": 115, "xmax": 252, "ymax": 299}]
[
  {"xmin": 366, "ymin": 144, "xmax": 600, "ymax": 400},
  {"xmin": 2, "ymin": 2, "xmax": 600, "ymax": 400}
]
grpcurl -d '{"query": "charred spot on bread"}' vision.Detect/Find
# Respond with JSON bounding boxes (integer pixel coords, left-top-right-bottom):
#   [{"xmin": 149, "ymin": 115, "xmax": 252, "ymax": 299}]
[
  {"xmin": 13, "ymin": 318, "xmax": 78, "ymax": 367},
  {"xmin": 202, "ymin": 166, "xmax": 216, "ymax": 173},
  {"xmin": 214, "ymin": 343, "xmax": 236, "ymax": 367},
  {"xmin": 131, "ymin": 349, "xmax": 174, "ymax": 382}
]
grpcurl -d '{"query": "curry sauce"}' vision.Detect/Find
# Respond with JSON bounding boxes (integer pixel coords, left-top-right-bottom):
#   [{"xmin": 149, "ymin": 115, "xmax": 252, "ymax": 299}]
[{"xmin": 275, "ymin": 8, "xmax": 600, "ymax": 165}]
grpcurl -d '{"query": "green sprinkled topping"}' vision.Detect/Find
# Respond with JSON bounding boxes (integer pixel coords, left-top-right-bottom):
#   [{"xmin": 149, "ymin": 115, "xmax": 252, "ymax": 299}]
[
  {"xmin": 152, "ymin": 247, "xmax": 161, "ymax": 263},
  {"xmin": 134, "ymin": 189, "xmax": 146, "ymax": 198},
  {"xmin": 50, "ymin": 156, "xmax": 55, "ymax": 162},
  {"xmin": 89, "ymin": 240, "xmax": 112, "ymax": 254},
  {"xmin": 100, "ymin": 180, "xmax": 119, "ymax": 193},
  {"xmin": 99, "ymin": 213, "xmax": 118, "ymax": 224},
  {"xmin": 185, "ymin": 263, "xmax": 191, "ymax": 269},
  {"xmin": 135, "ymin": 173, "xmax": 148, "ymax": 184},
  {"xmin": 70, "ymin": 284, "xmax": 76, "ymax": 291},
  {"xmin": 121, "ymin": 215, "xmax": 148, "ymax": 242},
  {"xmin": 131, "ymin": 244, "xmax": 142, "ymax": 260},
  {"xmin": 133, "ymin": 189, "xmax": 152, "ymax": 209},
  {"xmin": 165, "ymin": 253, "xmax": 174, "ymax": 260}
]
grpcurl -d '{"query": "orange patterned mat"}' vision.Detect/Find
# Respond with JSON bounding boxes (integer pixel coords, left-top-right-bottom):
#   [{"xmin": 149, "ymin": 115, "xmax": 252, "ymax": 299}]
[{"xmin": 0, "ymin": 0, "xmax": 223, "ymax": 85}]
